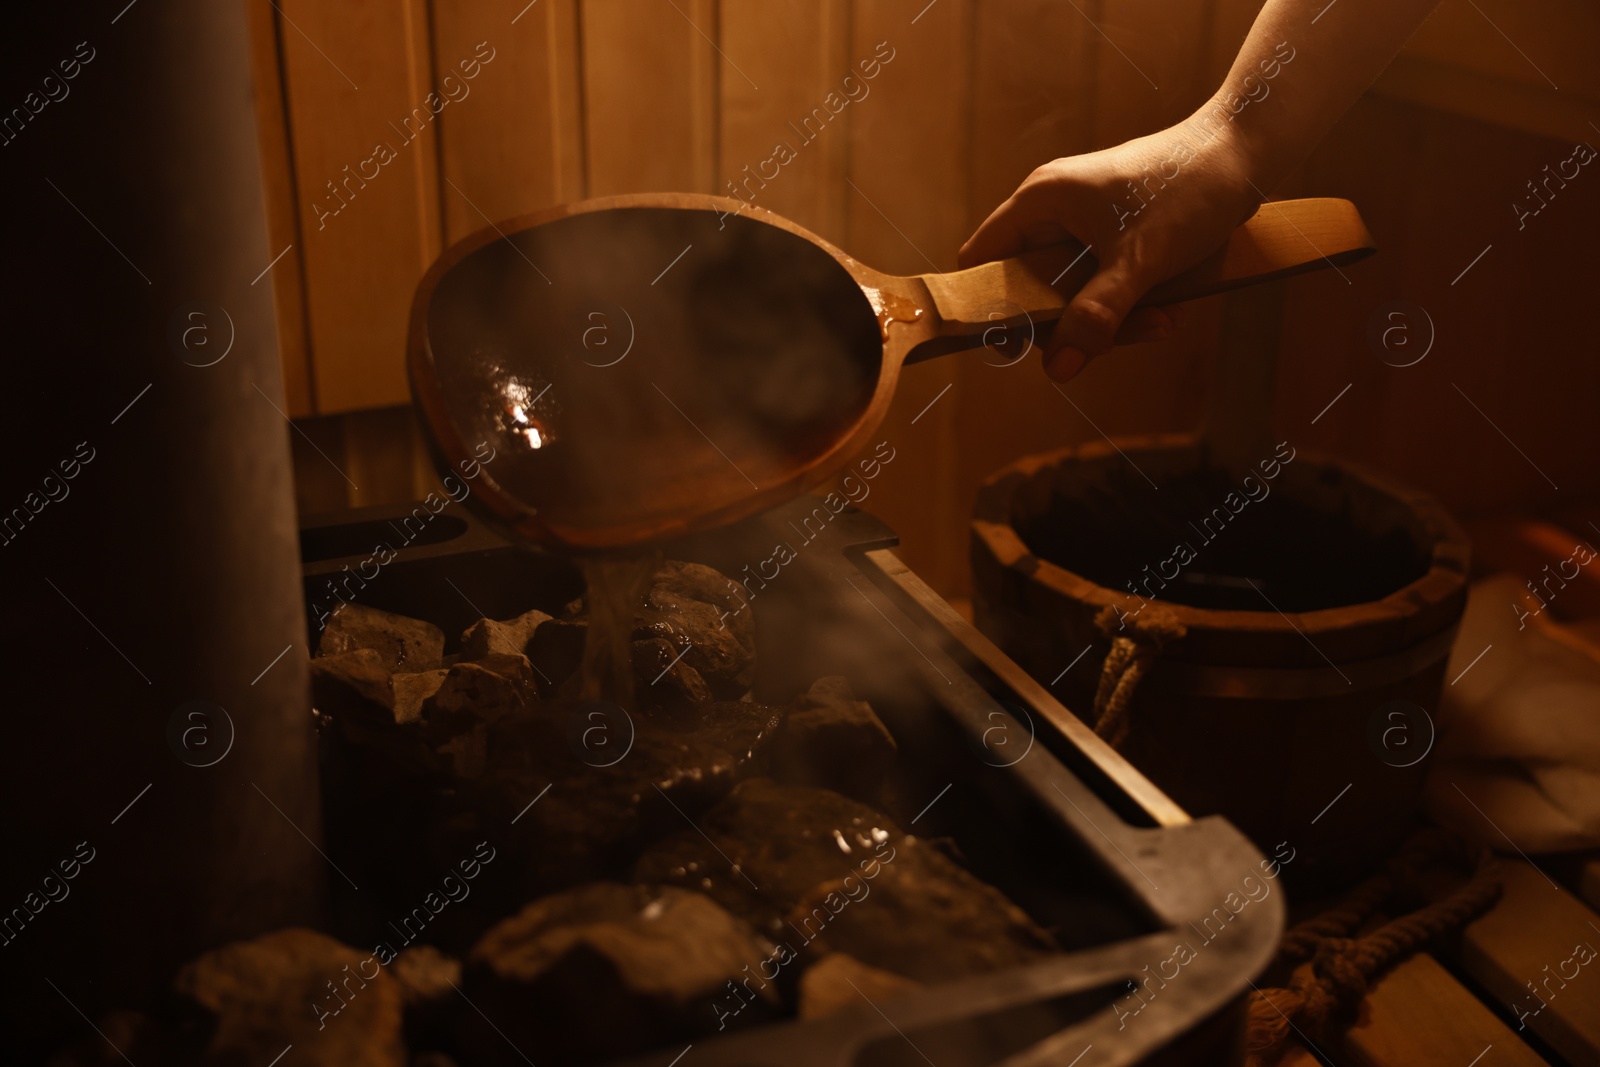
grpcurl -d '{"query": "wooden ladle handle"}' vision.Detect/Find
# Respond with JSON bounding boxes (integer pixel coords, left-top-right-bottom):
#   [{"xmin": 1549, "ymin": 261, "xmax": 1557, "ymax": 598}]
[{"xmin": 917, "ymin": 197, "xmax": 1374, "ymax": 341}]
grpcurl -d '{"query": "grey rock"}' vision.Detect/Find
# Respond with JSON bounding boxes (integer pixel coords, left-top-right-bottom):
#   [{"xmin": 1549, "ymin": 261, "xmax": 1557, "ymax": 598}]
[
  {"xmin": 635, "ymin": 779, "xmax": 1057, "ymax": 979},
  {"xmin": 475, "ymin": 699, "xmax": 786, "ymax": 893},
  {"xmin": 526, "ymin": 618, "xmax": 586, "ymax": 696},
  {"xmin": 462, "ymin": 883, "xmax": 777, "ymax": 1063},
  {"xmin": 797, "ymin": 953, "xmax": 918, "ymax": 1020},
  {"xmin": 392, "ymin": 670, "xmax": 448, "ymax": 728},
  {"xmin": 391, "ymin": 945, "xmax": 461, "ymax": 1048},
  {"xmin": 391, "ymin": 945, "xmax": 460, "ymax": 1009},
  {"xmin": 786, "ymin": 835, "xmax": 1058, "ymax": 982},
  {"xmin": 632, "ymin": 636, "xmax": 713, "ymax": 707},
  {"xmin": 633, "ymin": 561, "xmax": 756, "ymax": 699},
  {"xmin": 633, "ymin": 779, "xmax": 899, "ymax": 940},
  {"xmin": 772, "ymin": 676, "xmax": 897, "ymax": 801},
  {"xmin": 427, "ymin": 663, "xmax": 530, "ymax": 729},
  {"xmin": 320, "ymin": 602, "xmax": 446, "ymax": 673},
  {"xmin": 420, "ymin": 663, "xmax": 535, "ymax": 780},
  {"xmin": 309, "ymin": 648, "xmax": 395, "ymax": 728},
  {"xmin": 460, "ymin": 609, "xmax": 552, "ymax": 661},
  {"xmin": 173, "ymin": 927, "xmax": 405, "ymax": 1067},
  {"xmin": 469, "ymin": 652, "xmax": 539, "ymax": 688}
]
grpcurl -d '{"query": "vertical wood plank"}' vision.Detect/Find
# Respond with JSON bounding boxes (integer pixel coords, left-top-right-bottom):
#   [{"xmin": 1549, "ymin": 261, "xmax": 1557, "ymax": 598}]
[
  {"xmin": 342, "ymin": 407, "xmax": 424, "ymax": 508},
  {"xmin": 1280, "ymin": 94, "xmax": 1600, "ymax": 518},
  {"xmin": 1204, "ymin": 0, "xmax": 1263, "ymax": 92},
  {"xmin": 246, "ymin": 0, "xmax": 316, "ymax": 416},
  {"xmin": 1400, "ymin": 0, "xmax": 1599, "ymax": 101},
  {"xmin": 277, "ymin": 0, "xmax": 443, "ymax": 413},
  {"xmin": 289, "ymin": 413, "xmax": 355, "ymax": 516},
  {"xmin": 717, "ymin": 0, "xmax": 851, "ymax": 244},
  {"xmin": 553, "ymin": 0, "xmax": 588, "ymax": 199},
  {"xmin": 846, "ymin": 0, "xmax": 973, "ymax": 593},
  {"xmin": 965, "ymin": 0, "xmax": 1099, "ymax": 224},
  {"xmin": 1089, "ymin": 0, "xmax": 1214, "ymax": 148},
  {"xmin": 582, "ymin": 0, "xmax": 718, "ymax": 196},
  {"xmin": 433, "ymin": 0, "xmax": 585, "ymax": 243},
  {"xmin": 953, "ymin": 0, "xmax": 1225, "ymax": 599},
  {"xmin": 956, "ymin": 0, "xmax": 1097, "ymax": 601}
]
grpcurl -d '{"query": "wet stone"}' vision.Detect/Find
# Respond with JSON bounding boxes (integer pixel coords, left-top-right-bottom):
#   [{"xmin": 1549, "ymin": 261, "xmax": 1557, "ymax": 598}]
[
  {"xmin": 634, "ymin": 779, "xmax": 1057, "ymax": 980},
  {"xmin": 472, "ymin": 699, "xmax": 785, "ymax": 894},
  {"xmin": 462, "ymin": 883, "xmax": 778, "ymax": 1064},
  {"xmin": 772, "ymin": 676, "xmax": 897, "ymax": 801},
  {"xmin": 632, "ymin": 636, "xmax": 713, "ymax": 707},
  {"xmin": 786, "ymin": 836, "xmax": 1058, "ymax": 982},
  {"xmin": 632, "ymin": 779, "xmax": 901, "ymax": 941},
  {"xmin": 173, "ymin": 928, "xmax": 405, "ymax": 1067},
  {"xmin": 633, "ymin": 561, "xmax": 756, "ymax": 700},
  {"xmin": 319, "ymin": 602, "xmax": 446, "ymax": 673}
]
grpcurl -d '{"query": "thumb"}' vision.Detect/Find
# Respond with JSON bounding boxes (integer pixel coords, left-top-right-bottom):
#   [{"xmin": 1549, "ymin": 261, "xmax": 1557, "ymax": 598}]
[{"xmin": 1043, "ymin": 257, "xmax": 1149, "ymax": 381}]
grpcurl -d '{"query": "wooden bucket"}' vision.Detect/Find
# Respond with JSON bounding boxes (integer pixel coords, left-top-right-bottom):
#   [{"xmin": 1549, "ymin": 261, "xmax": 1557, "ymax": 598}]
[{"xmin": 971, "ymin": 432, "xmax": 1470, "ymax": 884}]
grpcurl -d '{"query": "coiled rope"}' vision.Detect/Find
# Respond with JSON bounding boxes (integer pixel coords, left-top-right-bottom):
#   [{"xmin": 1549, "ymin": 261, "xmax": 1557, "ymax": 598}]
[{"xmin": 1244, "ymin": 829, "xmax": 1502, "ymax": 1063}]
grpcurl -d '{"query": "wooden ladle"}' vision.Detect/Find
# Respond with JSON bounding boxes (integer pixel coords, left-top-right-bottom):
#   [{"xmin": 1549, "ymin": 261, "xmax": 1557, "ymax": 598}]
[{"xmin": 408, "ymin": 193, "xmax": 1372, "ymax": 552}]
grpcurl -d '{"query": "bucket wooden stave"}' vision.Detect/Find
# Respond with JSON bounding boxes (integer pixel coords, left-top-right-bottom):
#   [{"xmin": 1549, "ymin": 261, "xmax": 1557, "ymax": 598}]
[{"xmin": 972, "ymin": 432, "xmax": 1470, "ymax": 884}]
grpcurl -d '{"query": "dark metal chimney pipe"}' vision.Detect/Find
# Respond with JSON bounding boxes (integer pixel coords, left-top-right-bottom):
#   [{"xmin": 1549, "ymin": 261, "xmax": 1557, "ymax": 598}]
[{"xmin": 1, "ymin": 1, "xmax": 325, "ymax": 1055}]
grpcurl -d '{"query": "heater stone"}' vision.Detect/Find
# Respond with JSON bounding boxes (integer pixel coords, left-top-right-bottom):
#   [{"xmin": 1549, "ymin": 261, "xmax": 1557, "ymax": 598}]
[
  {"xmin": 478, "ymin": 698, "xmax": 787, "ymax": 892},
  {"xmin": 526, "ymin": 618, "xmax": 587, "ymax": 695},
  {"xmin": 390, "ymin": 945, "xmax": 461, "ymax": 1049},
  {"xmin": 392, "ymin": 669, "xmax": 448, "ymax": 727},
  {"xmin": 797, "ymin": 953, "xmax": 919, "ymax": 1019},
  {"xmin": 309, "ymin": 647, "xmax": 395, "ymax": 726},
  {"xmin": 635, "ymin": 778, "xmax": 1056, "ymax": 979},
  {"xmin": 773, "ymin": 676, "xmax": 897, "ymax": 801},
  {"xmin": 633, "ymin": 561, "xmax": 756, "ymax": 699},
  {"xmin": 787, "ymin": 836, "xmax": 1058, "ymax": 981},
  {"xmin": 462, "ymin": 883, "xmax": 778, "ymax": 1062},
  {"xmin": 632, "ymin": 635, "xmax": 714, "ymax": 706},
  {"xmin": 319, "ymin": 601, "xmax": 446, "ymax": 673},
  {"xmin": 633, "ymin": 779, "xmax": 904, "ymax": 939},
  {"xmin": 174, "ymin": 928, "xmax": 406, "ymax": 1067},
  {"xmin": 459, "ymin": 608, "xmax": 552, "ymax": 661}
]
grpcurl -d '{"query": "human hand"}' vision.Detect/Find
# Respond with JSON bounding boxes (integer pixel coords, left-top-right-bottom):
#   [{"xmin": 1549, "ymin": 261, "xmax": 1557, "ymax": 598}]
[{"xmin": 959, "ymin": 113, "xmax": 1263, "ymax": 381}]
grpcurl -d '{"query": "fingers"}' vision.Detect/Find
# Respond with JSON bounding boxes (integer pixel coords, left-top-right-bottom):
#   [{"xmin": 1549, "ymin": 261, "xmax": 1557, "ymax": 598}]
[
  {"xmin": 1041, "ymin": 259, "xmax": 1149, "ymax": 381},
  {"xmin": 959, "ymin": 185, "xmax": 1059, "ymax": 269},
  {"xmin": 1116, "ymin": 304, "xmax": 1182, "ymax": 345},
  {"xmin": 1042, "ymin": 302, "xmax": 1183, "ymax": 381}
]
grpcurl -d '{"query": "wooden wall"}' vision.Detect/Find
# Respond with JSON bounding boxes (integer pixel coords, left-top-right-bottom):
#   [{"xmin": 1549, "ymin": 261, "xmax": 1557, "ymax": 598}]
[{"xmin": 251, "ymin": 0, "xmax": 1600, "ymax": 595}]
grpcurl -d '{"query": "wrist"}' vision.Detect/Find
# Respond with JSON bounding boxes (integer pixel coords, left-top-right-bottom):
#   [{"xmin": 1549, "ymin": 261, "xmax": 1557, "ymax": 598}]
[
  {"xmin": 1192, "ymin": 92, "xmax": 1297, "ymax": 197},
  {"xmin": 1164, "ymin": 102, "xmax": 1272, "ymax": 223}
]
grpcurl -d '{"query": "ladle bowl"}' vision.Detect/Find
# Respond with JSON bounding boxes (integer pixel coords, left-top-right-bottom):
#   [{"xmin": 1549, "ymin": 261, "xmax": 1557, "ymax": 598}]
[{"xmin": 408, "ymin": 193, "xmax": 1372, "ymax": 552}]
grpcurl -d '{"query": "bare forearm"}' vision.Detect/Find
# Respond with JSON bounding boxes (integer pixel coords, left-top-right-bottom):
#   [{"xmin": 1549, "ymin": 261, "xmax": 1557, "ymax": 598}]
[
  {"xmin": 960, "ymin": 0, "xmax": 1443, "ymax": 379},
  {"xmin": 1205, "ymin": 0, "xmax": 1440, "ymax": 191}
]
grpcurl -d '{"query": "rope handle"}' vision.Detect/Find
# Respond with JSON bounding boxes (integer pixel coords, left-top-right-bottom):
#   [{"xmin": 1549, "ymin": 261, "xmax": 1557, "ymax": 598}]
[{"xmin": 1090, "ymin": 604, "xmax": 1185, "ymax": 747}]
